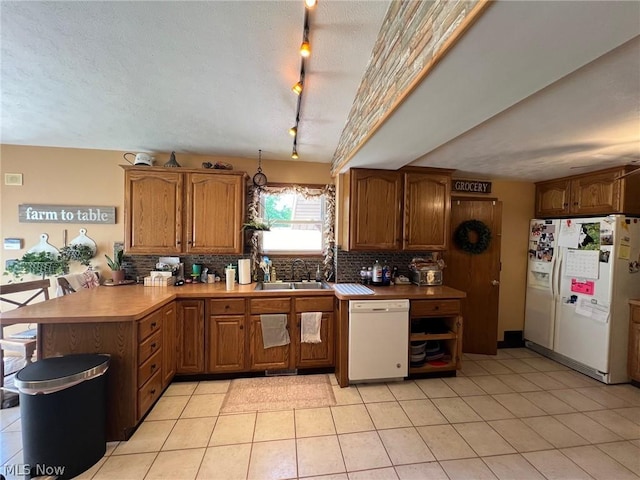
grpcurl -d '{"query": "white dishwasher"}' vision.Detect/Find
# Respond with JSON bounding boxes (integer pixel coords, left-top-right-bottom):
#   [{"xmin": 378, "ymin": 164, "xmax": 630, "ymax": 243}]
[{"xmin": 348, "ymin": 299, "xmax": 410, "ymax": 382}]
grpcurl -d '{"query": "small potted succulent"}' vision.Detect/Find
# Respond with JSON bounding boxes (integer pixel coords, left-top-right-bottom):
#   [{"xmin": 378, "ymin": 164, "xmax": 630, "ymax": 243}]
[{"xmin": 105, "ymin": 249, "xmax": 125, "ymax": 283}]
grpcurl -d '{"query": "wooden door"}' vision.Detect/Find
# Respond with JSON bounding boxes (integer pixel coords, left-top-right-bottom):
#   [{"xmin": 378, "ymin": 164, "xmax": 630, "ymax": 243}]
[
  {"xmin": 447, "ymin": 198, "xmax": 502, "ymax": 354},
  {"xmin": 176, "ymin": 300, "xmax": 205, "ymax": 373},
  {"xmin": 208, "ymin": 315, "xmax": 245, "ymax": 372},
  {"xmin": 295, "ymin": 313, "xmax": 334, "ymax": 368},
  {"xmin": 185, "ymin": 173, "xmax": 245, "ymax": 254},
  {"xmin": 403, "ymin": 171, "xmax": 451, "ymax": 250},
  {"xmin": 248, "ymin": 315, "xmax": 290, "ymax": 370},
  {"xmin": 535, "ymin": 179, "xmax": 571, "ymax": 218},
  {"xmin": 571, "ymin": 170, "xmax": 620, "ymax": 215},
  {"xmin": 349, "ymin": 169, "xmax": 402, "ymax": 250},
  {"xmin": 162, "ymin": 302, "xmax": 176, "ymax": 387},
  {"xmin": 124, "ymin": 170, "xmax": 183, "ymax": 254}
]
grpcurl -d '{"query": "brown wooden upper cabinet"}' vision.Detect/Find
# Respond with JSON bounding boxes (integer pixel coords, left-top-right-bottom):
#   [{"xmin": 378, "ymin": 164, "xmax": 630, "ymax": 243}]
[
  {"xmin": 535, "ymin": 166, "xmax": 640, "ymax": 218},
  {"xmin": 338, "ymin": 167, "xmax": 452, "ymax": 251},
  {"xmin": 123, "ymin": 166, "xmax": 246, "ymax": 254}
]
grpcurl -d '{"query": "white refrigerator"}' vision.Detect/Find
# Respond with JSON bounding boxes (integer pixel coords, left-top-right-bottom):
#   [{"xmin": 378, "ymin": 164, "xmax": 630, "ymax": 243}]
[{"xmin": 524, "ymin": 215, "xmax": 640, "ymax": 384}]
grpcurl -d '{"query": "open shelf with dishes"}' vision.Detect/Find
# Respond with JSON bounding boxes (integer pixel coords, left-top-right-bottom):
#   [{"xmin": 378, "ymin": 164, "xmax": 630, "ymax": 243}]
[{"xmin": 408, "ymin": 300, "xmax": 463, "ymax": 375}]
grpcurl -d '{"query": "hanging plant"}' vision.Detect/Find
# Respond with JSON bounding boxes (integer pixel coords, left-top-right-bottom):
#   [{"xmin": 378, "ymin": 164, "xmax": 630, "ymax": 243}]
[
  {"xmin": 3, "ymin": 251, "xmax": 69, "ymax": 279},
  {"xmin": 60, "ymin": 244, "xmax": 94, "ymax": 266},
  {"xmin": 454, "ymin": 219, "xmax": 492, "ymax": 254}
]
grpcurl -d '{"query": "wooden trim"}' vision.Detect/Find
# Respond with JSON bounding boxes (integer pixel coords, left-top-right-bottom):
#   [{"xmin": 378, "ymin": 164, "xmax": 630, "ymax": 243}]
[
  {"xmin": 121, "ymin": 165, "xmax": 248, "ymax": 178},
  {"xmin": 262, "ymin": 182, "xmax": 330, "ymax": 190},
  {"xmin": 452, "ymin": 195, "xmax": 500, "ymax": 202},
  {"xmin": 331, "ymin": 0, "xmax": 494, "ymax": 175}
]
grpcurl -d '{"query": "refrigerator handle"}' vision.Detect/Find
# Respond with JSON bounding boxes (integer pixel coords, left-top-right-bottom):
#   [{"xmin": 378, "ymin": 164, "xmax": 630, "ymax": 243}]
[{"xmin": 553, "ymin": 250, "xmax": 562, "ymax": 298}]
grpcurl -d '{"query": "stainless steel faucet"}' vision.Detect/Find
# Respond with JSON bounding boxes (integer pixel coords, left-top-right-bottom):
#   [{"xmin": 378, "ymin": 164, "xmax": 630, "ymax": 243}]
[{"xmin": 290, "ymin": 258, "xmax": 309, "ymax": 282}]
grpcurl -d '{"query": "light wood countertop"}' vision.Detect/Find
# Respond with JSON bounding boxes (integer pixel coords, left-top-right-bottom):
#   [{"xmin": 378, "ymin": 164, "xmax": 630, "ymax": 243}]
[{"xmin": 1, "ymin": 282, "xmax": 465, "ymax": 325}]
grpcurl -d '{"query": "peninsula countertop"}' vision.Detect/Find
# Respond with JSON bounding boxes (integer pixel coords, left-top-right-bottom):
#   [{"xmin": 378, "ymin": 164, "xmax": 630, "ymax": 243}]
[{"xmin": 0, "ymin": 282, "xmax": 466, "ymax": 325}]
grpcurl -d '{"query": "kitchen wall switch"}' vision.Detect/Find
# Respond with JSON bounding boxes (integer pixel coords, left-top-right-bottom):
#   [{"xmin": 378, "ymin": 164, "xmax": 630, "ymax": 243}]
[
  {"xmin": 4, "ymin": 173, "xmax": 23, "ymax": 186},
  {"xmin": 4, "ymin": 238, "xmax": 22, "ymax": 250}
]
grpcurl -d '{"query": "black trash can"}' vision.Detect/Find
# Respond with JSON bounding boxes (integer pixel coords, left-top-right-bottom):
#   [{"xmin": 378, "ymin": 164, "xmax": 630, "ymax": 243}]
[{"xmin": 15, "ymin": 354, "xmax": 110, "ymax": 479}]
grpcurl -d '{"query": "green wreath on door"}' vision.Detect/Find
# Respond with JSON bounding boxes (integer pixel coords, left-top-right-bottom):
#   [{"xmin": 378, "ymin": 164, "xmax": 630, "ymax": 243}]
[{"xmin": 454, "ymin": 219, "xmax": 492, "ymax": 254}]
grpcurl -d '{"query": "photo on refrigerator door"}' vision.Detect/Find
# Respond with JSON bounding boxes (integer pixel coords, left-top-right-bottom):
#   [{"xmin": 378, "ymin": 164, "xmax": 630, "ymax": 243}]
[
  {"xmin": 578, "ymin": 223, "xmax": 600, "ymax": 250},
  {"xmin": 530, "ymin": 222, "xmax": 556, "ymax": 261}
]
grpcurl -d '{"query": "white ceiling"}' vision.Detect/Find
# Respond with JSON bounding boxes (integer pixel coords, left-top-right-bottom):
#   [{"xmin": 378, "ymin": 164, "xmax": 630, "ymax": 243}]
[{"xmin": 1, "ymin": 1, "xmax": 639, "ymax": 182}]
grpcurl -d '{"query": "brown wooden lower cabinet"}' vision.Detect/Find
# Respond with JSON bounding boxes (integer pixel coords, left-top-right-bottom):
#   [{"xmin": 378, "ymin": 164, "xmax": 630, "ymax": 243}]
[
  {"xmin": 40, "ymin": 302, "xmax": 176, "ymax": 440},
  {"xmin": 628, "ymin": 303, "xmax": 640, "ymax": 382},
  {"xmin": 208, "ymin": 314, "xmax": 246, "ymax": 372},
  {"xmin": 176, "ymin": 299, "xmax": 205, "ymax": 374},
  {"xmin": 162, "ymin": 302, "xmax": 177, "ymax": 387},
  {"xmin": 296, "ymin": 312, "xmax": 333, "ymax": 367},
  {"xmin": 248, "ymin": 314, "xmax": 291, "ymax": 370}
]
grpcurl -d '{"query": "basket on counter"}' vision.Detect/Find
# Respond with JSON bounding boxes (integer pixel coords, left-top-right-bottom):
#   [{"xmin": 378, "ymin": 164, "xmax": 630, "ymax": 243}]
[{"xmin": 408, "ymin": 255, "xmax": 445, "ymax": 286}]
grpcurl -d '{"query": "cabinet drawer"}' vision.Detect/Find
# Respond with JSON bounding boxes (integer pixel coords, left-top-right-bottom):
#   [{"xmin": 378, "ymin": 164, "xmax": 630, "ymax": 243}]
[
  {"xmin": 411, "ymin": 300, "xmax": 460, "ymax": 316},
  {"xmin": 137, "ymin": 369, "xmax": 162, "ymax": 420},
  {"xmin": 138, "ymin": 348, "xmax": 162, "ymax": 387},
  {"xmin": 139, "ymin": 329, "xmax": 162, "ymax": 365},
  {"xmin": 209, "ymin": 298, "xmax": 245, "ymax": 315},
  {"xmin": 295, "ymin": 296, "xmax": 334, "ymax": 312},
  {"xmin": 250, "ymin": 297, "xmax": 291, "ymax": 314},
  {"xmin": 138, "ymin": 309, "xmax": 162, "ymax": 341}
]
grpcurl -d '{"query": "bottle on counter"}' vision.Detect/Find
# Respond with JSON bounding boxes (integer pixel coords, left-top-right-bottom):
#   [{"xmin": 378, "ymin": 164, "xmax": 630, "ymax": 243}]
[
  {"xmin": 372, "ymin": 260, "xmax": 383, "ymax": 285},
  {"xmin": 366, "ymin": 267, "xmax": 373, "ymax": 285},
  {"xmin": 360, "ymin": 267, "xmax": 368, "ymax": 284},
  {"xmin": 315, "ymin": 265, "xmax": 322, "ymax": 282},
  {"xmin": 382, "ymin": 264, "xmax": 391, "ymax": 286}
]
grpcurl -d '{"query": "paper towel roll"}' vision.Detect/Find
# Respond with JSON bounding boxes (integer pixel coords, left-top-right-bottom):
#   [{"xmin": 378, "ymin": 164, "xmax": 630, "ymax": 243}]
[{"xmin": 238, "ymin": 259, "xmax": 251, "ymax": 284}]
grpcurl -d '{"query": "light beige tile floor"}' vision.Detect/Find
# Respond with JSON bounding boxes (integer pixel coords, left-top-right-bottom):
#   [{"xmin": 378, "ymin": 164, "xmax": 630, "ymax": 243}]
[{"xmin": 2, "ymin": 348, "xmax": 640, "ymax": 479}]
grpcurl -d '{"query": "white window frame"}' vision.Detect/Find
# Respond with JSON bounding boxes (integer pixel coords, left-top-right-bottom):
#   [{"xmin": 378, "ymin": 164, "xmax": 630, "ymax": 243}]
[{"xmin": 258, "ymin": 188, "xmax": 326, "ymax": 256}]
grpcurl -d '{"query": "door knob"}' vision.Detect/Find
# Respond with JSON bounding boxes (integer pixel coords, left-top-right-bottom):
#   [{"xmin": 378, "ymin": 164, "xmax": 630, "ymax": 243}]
[{"xmin": 491, "ymin": 280, "xmax": 500, "ymax": 286}]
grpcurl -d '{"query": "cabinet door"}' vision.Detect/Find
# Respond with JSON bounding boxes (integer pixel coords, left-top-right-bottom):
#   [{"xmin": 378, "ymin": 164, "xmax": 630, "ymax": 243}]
[
  {"xmin": 208, "ymin": 315, "xmax": 246, "ymax": 372},
  {"xmin": 162, "ymin": 302, "xmax": 176, "ymax": 387},
  {"xmin": 185, "ymin": 173, "xmax": 245, "ymax": 254},
  {"xmin": 535, "ymin": 179, "xmax": 571, "ymax": 218},
  {"xmin": 295, "ymin": 312, "xmax": 334, "ymax": 368},
  {"xmin": 248, "ymin": 315, "xmax": 290, "ymax": 370},
  {"xmin": 403, "ymin": 172, "xmax": 451, "ymax": 250},
  {"xmin": 124, "ymin": 170, "xmax": 183, "ymax": 254},
  {"xmin": 571, "ymin": 171, "xmax": 621, "ymax": 215},
  {"xmin": 176, "ymin": 300, "xmax": 205, "ymax": 374},
  {"xmin": 349, "ymin": 169, "xmax": 402, "ymax": 250}
]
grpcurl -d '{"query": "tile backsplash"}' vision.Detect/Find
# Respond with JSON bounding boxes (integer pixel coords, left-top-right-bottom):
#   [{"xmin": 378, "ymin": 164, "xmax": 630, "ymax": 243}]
[
  {"xmin": 335, "ymin": 249, "xmax": 437, "ymax": 283},
  {"xmin": 117, "ymin": 243, "xmax": 436, "ymax": 284}
]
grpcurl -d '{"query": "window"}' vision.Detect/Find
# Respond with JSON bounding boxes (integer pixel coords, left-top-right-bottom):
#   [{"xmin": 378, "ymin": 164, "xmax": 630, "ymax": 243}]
[{"xmin": 259, "ymin": 188, "xmax": 326, "ymax": 254}]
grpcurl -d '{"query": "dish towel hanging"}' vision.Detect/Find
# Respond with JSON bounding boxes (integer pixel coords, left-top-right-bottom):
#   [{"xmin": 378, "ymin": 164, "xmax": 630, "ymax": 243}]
[
  {"xmin": 260, "ymin": 314, "xmax": 290, "ymax": 349},
  {"xmin": 301, "ymin": 312, "xmax": 322, "ymax": 344}
]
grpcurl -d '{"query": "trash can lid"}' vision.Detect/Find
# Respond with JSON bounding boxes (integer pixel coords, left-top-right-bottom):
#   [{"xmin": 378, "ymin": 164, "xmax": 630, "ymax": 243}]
[{"xmin": 15, "ymin": 354, "xmax": 110, "ymax": 394}]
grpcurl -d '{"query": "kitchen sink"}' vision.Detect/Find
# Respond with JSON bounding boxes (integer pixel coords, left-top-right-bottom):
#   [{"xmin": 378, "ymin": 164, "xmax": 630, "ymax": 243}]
[{"xmin": 255, "ymin": 281, "xmax": 331, "ymax": 291}]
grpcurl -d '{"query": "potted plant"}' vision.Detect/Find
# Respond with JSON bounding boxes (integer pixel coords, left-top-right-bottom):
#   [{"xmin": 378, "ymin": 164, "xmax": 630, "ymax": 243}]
[{"xmin": 105, "ymin": 249, "xmax": 125, "ymax": 283}]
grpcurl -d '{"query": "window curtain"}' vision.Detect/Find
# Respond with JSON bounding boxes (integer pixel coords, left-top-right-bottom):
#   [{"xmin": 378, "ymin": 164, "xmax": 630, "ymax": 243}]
[{"xmin": 246, "ymin": 184, "xmax": 336, "ymax": 281}]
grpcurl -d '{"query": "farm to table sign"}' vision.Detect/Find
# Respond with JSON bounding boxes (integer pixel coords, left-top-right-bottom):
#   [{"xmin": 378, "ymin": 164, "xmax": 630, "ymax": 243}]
[{"xmin": 19, "ymin": 204, "xmax": 116, "ymax": 224}]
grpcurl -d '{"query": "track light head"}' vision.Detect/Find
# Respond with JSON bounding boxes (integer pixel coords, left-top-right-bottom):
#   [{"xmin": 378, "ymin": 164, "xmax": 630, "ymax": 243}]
[
  {"xmin": 304, "ymin": 0, "xmax": 317, "ymax": 8},
  {"xmin": 291, "ymin": 148, "xmax": 299, "ymax": 160},
  {"xmin": 300, "ymin": 40, "xmax": 311, "ymax": 57},
  {"xmin": 292, "ymin": 81, "xmax": 303, "ymax": 95},
  {"xmin": 289, "ymin": 126, "xmax": 297, "ymax": 137}
]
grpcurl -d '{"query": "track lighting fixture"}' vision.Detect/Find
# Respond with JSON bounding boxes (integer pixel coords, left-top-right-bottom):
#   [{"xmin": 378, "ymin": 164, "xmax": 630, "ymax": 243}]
[
  {"xmin": 300, "ymin": 40, "xmax": 311, "ymax": 58},
  {"xmin": 289, "ymin": 3, "xmax": 312, "ymax": 160},
  {"xmin": 292, "ymin": 80, "xmax": 303, "ymax": 95}
]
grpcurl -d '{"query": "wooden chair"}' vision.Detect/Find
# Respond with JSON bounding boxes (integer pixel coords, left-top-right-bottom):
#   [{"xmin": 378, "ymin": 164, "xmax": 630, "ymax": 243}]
[
  {"xmin": 56, "ymin": 271, "xmax": 100, "ymax": 296},
  {"xmin": 57, "ymin": 277, "xmax": 76, "ymax": 295},
  {"xmin": 0, "ymin": 279, "xmax": 50, "ymax": 407}
]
